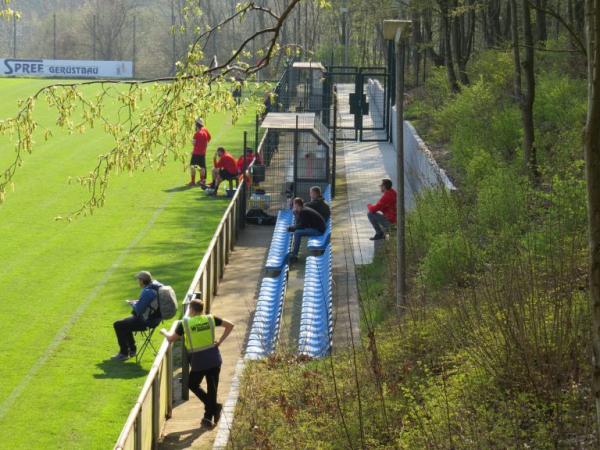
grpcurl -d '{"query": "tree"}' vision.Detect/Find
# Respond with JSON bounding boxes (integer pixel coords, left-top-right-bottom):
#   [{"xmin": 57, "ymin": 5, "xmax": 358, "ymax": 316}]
[
  {"xmin": 82, "ymin": 0, "xmax": 137, "ymax": 61},
  {"xmin": 584, "ymin": 0, "xmax": 600, "ymax": 438},
  {"xmin": 0, "ymin": 0, "xmax": 305, "ymax": 217}
]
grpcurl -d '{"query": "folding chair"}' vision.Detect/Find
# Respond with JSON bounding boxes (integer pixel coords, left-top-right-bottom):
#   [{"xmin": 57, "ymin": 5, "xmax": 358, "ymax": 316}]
[{"xmin": 134, "ymin": 324, "xmax": 160, "ymax": 363}]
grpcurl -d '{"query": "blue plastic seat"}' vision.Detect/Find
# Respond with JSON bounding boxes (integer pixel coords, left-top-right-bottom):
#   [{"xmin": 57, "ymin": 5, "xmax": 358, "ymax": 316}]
[
  {"xmin": 245, "ymin": 266, "xmax": 289, "ymax": 360},
  {"xmin": 265, "ymin": 209, "xmax": 295, "ymax": 271}
]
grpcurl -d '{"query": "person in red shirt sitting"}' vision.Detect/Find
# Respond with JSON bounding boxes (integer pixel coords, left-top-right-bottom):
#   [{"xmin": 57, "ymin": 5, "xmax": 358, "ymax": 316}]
[
  {"xmin": 189, "ymin": 118, "xmax": 211, "ymax": 186},
  {"xmin": 367, "ymin": 178, "xmax": 397, "ymax": 241},
  {"xmin": 236, "ymin": 147, "xmax": 262, "ymax": 174},
  {"xmin": 207, "ymin": 147, "xmax": 238, "ymax": 196}
]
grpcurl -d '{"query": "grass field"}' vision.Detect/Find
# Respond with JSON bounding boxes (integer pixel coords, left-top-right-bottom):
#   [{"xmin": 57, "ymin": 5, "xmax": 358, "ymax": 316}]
[{"xmin": 0, "ymin": 78, "xmax": 258, "ymax": 449}]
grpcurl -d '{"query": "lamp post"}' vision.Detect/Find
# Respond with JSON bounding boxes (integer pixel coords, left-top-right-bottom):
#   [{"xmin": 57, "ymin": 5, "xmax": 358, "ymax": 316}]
[{"xmin": 383, "ymin": 19, "xmax": 411, "ymax": 312}]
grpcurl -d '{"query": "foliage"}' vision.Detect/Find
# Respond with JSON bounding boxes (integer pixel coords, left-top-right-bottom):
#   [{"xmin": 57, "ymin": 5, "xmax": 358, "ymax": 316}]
[
  {"xmin": 0, "ymin": 1, "xmax": 307, "ymax": 218},
  {"xmin": 0, "ymin": 78, "xmax": 259, "ymax": 448}
]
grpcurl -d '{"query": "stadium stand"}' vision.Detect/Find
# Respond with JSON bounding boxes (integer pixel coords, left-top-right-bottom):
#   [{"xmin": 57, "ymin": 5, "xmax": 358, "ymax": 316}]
[
  {"xmin": 264, "ymin": 209, "xmax": 294, "ymax": 272},
  {"xmin": 298, "ymin": 245, "xmax": 333, "ymax": 357},
  {"xmin": 245, "ymin": 267, "xmax": 289, "ymax": 359}
]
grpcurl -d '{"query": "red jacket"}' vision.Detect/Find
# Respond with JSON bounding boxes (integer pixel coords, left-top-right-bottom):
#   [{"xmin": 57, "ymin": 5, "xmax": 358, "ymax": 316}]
[
  {"xmin": 193, "ymin": 128, "xmax": 211, "ymax": 155},
  {"xmin": 236, "ymin": 153, "xmax": 262, "ymax": 173},
  {"xmin": 368, "ymin": 189, "xmax": 397, "ymax": 223},
  {"xmin": 215, "ymin": 152, "xmax": 237, "ymax": 174}
]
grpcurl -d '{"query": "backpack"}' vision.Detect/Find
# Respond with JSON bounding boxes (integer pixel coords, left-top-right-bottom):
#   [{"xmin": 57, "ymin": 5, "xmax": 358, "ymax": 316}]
[
  {"xmin": 156, "ymin": 285, "xmax": 178, "ymax": 319},
  {"xmin": 246, "ymin": 208, "xmax": 276, "ymax": 225}
]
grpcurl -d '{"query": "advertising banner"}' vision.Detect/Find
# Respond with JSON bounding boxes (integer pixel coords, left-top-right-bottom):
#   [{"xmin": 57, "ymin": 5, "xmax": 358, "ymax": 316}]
[{"xmin": 0, "ymin": 58, "xmax": 133, "ymax": 78}]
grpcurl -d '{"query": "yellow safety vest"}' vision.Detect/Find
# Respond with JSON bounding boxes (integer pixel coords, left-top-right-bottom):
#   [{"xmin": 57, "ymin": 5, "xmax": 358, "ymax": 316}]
[{"xmin": 183, "ymin": 315, "xmax": 216, "ymax": 353}]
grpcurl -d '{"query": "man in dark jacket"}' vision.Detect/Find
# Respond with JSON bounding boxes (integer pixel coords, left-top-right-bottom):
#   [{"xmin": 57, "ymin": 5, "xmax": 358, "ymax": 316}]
[
  {"xmin": 305, "ymin": 186, "xmax": 330, "ymax": 222},
  {"xmin": 287, "ymin": 197, "xmax": 326, "ymax": 263},
  {"xmin": 112, "ymin": 271, "xmax": 163, "ymax": 361}
]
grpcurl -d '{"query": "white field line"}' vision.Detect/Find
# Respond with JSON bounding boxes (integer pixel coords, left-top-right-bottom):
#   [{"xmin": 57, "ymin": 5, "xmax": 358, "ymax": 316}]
[
  {"xmin": 0, "ymin": 121, "xmax": 234, "ymax": 421},
  {"xmin": 0, "ymin": 195, "xmax": 172, "ymax": 421}
]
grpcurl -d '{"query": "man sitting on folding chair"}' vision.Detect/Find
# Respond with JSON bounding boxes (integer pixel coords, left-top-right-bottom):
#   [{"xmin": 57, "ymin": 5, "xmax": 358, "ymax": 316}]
[{"xmin": 111, "ymin": 271, "xmax": 163, "ymax": 362}]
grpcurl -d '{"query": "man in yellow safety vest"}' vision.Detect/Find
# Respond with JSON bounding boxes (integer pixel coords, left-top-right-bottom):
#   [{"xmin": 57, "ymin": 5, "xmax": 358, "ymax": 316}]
[{"xmin": 161, "ymin": 299, "xmax": 234, "ymax": 427}]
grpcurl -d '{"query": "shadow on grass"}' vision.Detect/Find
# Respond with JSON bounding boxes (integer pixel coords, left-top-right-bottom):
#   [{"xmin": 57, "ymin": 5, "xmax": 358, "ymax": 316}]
[
  {"xmin": 94, "ymin": 360, "xmax": 147, "ymax": 379},
  {"xmin": 163, "ymin": 185, "xmax": 195, "ymax": 193}
]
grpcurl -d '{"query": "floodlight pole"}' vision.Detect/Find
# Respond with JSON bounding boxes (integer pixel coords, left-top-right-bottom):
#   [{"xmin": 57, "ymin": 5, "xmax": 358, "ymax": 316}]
[
  {"xmin": 132, "ymin": 16, "xmax": 137, "ymax": 78},
  {"xmin": 53, "ymin": 13, "xmax": 56, "ymax": 59},
  {"xmin": 384, "ymin": 19, "xmax": 411, "ymax": 312},
  {"xmin": 12, "ymin": 14, "xmax": 16, "ymax": 58}
]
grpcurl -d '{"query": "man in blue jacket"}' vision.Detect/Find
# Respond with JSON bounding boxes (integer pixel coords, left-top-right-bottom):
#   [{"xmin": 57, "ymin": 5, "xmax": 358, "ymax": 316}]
[{"xmin": 112, "ymin": 271, "xmax": 163, "ymax": 361}]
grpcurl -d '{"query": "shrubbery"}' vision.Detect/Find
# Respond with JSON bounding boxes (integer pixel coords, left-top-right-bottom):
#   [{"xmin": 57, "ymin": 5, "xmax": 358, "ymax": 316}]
[{"xmin": 229, "ymin": 48, "xmax": 594, "ymax": 448}]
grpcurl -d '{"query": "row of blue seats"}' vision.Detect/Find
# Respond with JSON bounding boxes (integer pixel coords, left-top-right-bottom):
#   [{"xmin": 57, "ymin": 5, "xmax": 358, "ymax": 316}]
[
  {"xmin": 264, "ymin": 209, "xmax": 294, "ymax": 272},
  {"xmin": 298, "ymin": 245, "xmax": 333, "ymax": 357},
  {"xmin": 245, "ymin": 267, "xmax": 289, "ymax": 360}
]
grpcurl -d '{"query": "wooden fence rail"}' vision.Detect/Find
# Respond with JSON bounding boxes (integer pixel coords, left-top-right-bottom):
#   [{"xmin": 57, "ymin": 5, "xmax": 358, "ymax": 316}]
[{"xmin": 114, "ymin": 182, "xmax": 246, "ymax": 450}]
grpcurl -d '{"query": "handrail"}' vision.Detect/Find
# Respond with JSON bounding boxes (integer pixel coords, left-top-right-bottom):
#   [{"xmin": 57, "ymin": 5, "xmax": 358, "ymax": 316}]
[
  {"xmin": 114, "ymin": 178, "xmax": 247, "ymax": 450},
  {"xmin": 114, "ymin": 86, "xmax": 280, "ymax": 450}
]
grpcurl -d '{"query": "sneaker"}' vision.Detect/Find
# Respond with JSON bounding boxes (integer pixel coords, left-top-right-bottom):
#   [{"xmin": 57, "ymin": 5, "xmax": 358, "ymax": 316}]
[
  {"xmin": 111, "ymin": 352, "xmax": 130, "ymax": 361},
  {"xmin": 201, "ymin": 417, "xmax": 214, "ymax": 428},
  {"xmin": 187, "ymin": 181, "xmax": 195, "ymax": 187},
  {"xmin": 129, "ymin": 350, "xmax": 137, "ymax": 359},
  {"xmin": 213, "ymin": 403, "xmax": 223, "ymax": 424},
  {"xmin": 369, "ymin": 234, "xmax": 384, "ymax": 241}
]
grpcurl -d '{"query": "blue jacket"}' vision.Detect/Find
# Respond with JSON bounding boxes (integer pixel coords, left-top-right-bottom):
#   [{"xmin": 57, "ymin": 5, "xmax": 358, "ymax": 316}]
[{"xmin": 133, "ymin": 280, "xmax": 163, "ymax": 325}]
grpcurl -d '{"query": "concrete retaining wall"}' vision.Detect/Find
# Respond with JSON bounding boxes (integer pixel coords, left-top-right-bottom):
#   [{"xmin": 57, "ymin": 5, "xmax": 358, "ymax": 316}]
[{"xmin": 367, "ymin": 78, "xmax": 455, "ymax": 200}]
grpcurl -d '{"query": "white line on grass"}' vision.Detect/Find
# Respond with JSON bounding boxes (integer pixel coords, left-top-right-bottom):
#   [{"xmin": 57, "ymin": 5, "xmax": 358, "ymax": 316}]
[
  {"xmin": 0, "ymin": 194, "xmax": 172, "ymax": 421},
  {"xmin": 0, "ymin": 120, "xmax": 236, "ymax": 421}
]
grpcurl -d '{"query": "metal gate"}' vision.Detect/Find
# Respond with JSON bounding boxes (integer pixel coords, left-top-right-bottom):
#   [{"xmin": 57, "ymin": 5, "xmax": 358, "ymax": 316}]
[{"xmin": 325, "ymin": 66, "xmax": 390, "ymax": 142}]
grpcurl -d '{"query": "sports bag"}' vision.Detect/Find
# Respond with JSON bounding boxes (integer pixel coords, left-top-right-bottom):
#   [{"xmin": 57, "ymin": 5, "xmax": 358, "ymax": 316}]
[{"xmin": 157, "ymin": 285, "xmax": 178, "ymax": 319}]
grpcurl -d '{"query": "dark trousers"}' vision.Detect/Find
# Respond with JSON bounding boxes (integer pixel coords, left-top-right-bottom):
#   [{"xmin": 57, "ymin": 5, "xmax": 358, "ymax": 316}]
[
  {"xmin": 367, "ymin": 211, "xmax": 391, "ymax": 236},
  {"xmin": 189, "ymin": 366, "xmax": 221, "ymax": 419},
  {"xmin": 113, "ymin": 315, "xmax": 147, "ymax": 354}
]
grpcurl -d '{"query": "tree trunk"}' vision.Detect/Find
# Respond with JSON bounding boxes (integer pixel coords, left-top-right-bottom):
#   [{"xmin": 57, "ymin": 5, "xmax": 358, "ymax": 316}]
[
  {"xmin": 511, "ymin": 0, "xmax": 523, "ymax": 100},
  {"xmin": 510, "ymin": 0, "xmax": 522, "ymax": 161},
  {"xmin": 584, "ymin": 0, "xmax": 600, "ymax": 438},
  {"xmin": 536, "ymin": 0, "xmax": 548, "ymax": 42},
  {"xmin": 424, "ymin": 9, "xmax": 445, "ymax": 66},
  {"xmin": 411, "ymin": 12, "xmax": 422, "ymax": 86},
  {"xmin": 521, "ymin": 0, "xmax": 539, "ymax": 179},
  {"xmin": 441, "ymin": 0, "xmax": 460, "ymax": 91},
  {"xmin": 503, "ymin": 0, "xmax": 513, "ymax": 41}
]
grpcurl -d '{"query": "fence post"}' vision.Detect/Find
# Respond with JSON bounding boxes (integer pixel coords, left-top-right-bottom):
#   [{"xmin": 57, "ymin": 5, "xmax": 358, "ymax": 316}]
[
  {"xmin": 152, "ymin": 376, "xmax": 160, "ymax": 450},
  {"xmin": 241, "ymin": 131, "xmax": 248, "ymax": 229},
  {"xmin": 255, "ymin": 114, "xmax": 260, "ymax": 151},
  {"xmin": 167, "ymin": 343, "xmax": 173, "ymax": 417},
  {"xmin": 206, "ymin": 262, "xmax": 212, "ymax": 313},
  {"xmin": 134, "ymin": 413, "xmax": 142, "ymax": 450},
  {"xmin": 332, "ymin": 93, "xmax": 337, "ymax": 198}
]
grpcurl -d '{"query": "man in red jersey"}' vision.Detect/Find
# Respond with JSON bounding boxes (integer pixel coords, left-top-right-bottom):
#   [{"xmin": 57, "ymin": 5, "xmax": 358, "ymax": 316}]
[
  {"xmin": 189, "ymin": 118, "xmax": 211, "ymax": 186},
  {"xmin": 367, "ymin": 178, "xmax": 397, "ymax": 240},
  {"xmin": 207, "ymin": 147, "xmax": 238, "ymax": 196}
]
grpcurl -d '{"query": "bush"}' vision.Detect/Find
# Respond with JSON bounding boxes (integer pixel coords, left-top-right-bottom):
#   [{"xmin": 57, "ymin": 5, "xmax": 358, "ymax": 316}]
[
  {"xmin": 433, "ymin": 78, "xmax": 521, "ymax": 173},
  {"xmin": 407, "ymin": 188, "xmax": 463, "ymax": 261},
  {"xmin": 419, "ymin": 231, "xmax": 478, "ymax": 289},
  {"xmin": 475, "ymin": 167, "xmax": 528, "ymax": 234}
]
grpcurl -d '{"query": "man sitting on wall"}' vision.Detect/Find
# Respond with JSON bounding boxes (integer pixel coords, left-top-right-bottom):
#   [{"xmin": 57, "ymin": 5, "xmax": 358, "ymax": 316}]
[
  {"xmin": 367, "ymin": 178, "xmax": 397, "ymax": 241},
  {"xmin": 287, "ymin": 197, "xmax": 326, "ymax": 263},
  {"xmin": 206, "ymin": 147, "xmax": 238, "ymax": 196},
  {"xmin": 305, "ymin": 186, "xmax": 331, "ymax": 222}
]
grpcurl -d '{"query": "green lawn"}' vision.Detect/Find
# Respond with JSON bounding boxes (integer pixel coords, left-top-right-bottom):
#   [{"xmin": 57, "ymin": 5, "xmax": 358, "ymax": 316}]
[{"xmin": 0, "ymin": 78, "xmax": 257, "ymax": 449}]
